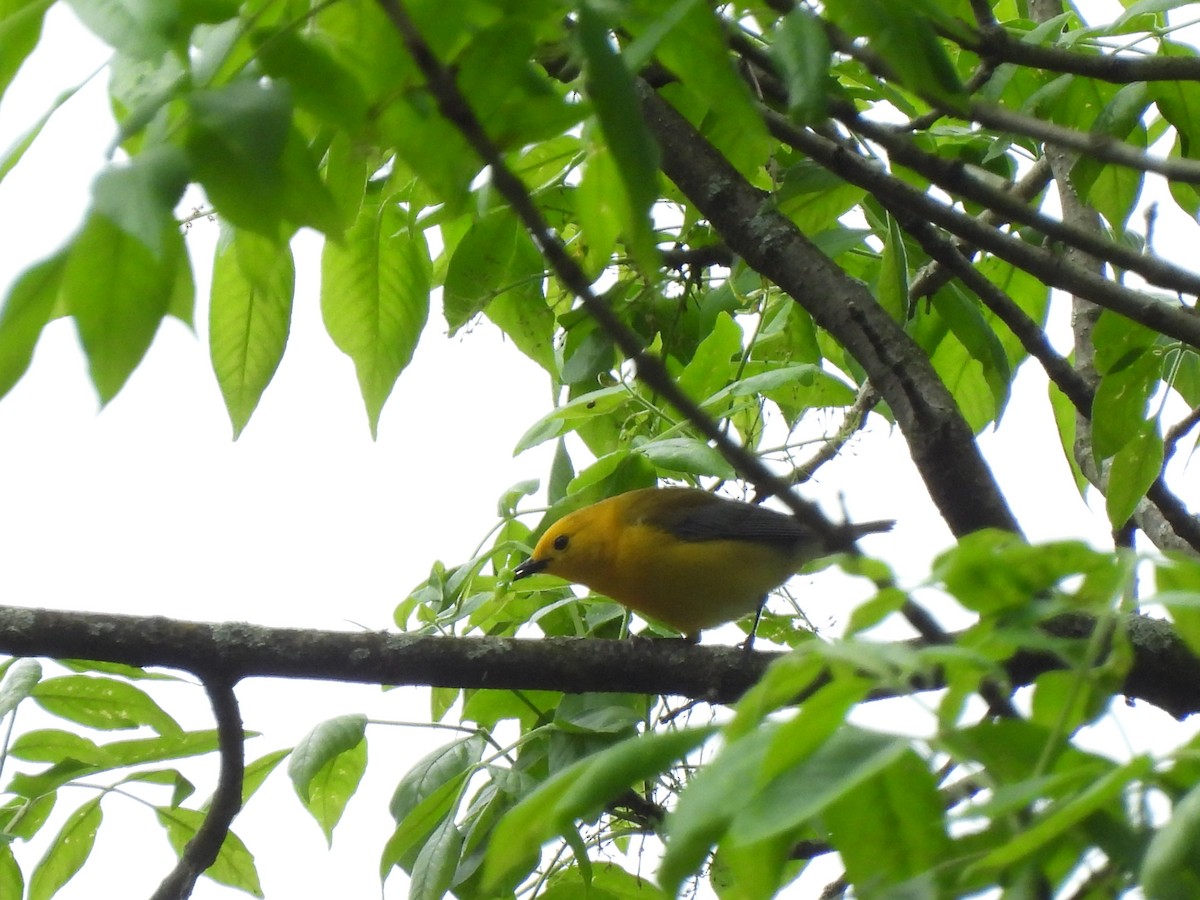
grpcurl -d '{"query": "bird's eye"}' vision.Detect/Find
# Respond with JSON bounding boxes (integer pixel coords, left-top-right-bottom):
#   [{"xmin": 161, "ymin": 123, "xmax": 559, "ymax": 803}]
[{"xmin": 553, "ymin": 534, "xmax": 569, "ymax": 551}]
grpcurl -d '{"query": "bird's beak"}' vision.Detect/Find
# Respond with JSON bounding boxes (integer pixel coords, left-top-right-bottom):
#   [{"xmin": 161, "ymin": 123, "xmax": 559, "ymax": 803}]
[{"xmin": 513, "ymin": 557, "xmax": 548, "ymax": 580}]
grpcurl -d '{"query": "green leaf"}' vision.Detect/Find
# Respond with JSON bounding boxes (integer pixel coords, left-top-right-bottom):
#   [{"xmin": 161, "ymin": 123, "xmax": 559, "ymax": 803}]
[
  {"xmin": 28, "ymin": 797, "xmax": 101, "ymax": 900},
  {"xmin": 288, "ymin": 714, "xmax": 367, "ymax": 803},
  {"xmin": 443, "ymin": 211, "xmax": 543, "ymax": 333},
  {"xmin": 1071, "ymin": 83, "xmax": 1150, "ymax": 230},
  {"xmin": 102, "ymin": 729, "xmax": 225, "ymax": 767},
  {"xmin": 823, "ymin": 748, "xmax": 948, "ymax": 890},
  {"xmin": 9, "ymin": 730, "xmax": 111, "ymax": 765},
  {"xmin": 975, "ymin": 756, "xmax": 1152, "ymax": 870},
  {"xmin": 554, "ymin": 694, "xmax": 647, "ymax": 736},
  {"xmin": 65, "ymin": 0, "xmax": 174, "ymax": 60},
  {"xmin": 63, "ymin": 209, "xmax": 180, "ymax": 402},
  {"xmin": 1142, "ymin": 782, "xmax": 1200, "ymax": 900},
  {"xmin": 772, "ymin": 8, "xmax": 830, "ymax": 123},
  {"xmin": 242, "ymin": 748, "xmax": 291, "ymax": 805},
  {"xmin": 0, "ymin": 844, "xmax": 22, "ymax": 900},
  {"xmin": 209, "ymin": 227, "xmax": 295, "ymax": 438},
  {"xmin": 32, "ymin": 675, "xmax": 181, "ymax": 734},
  {"xmin": 728, "ymin": 727, "xmax": 908, "ymax": 846},
  {"xmin": 635, "ymin": 436, "xmax": 735, "ymax": 479},
  {"xmin": 1092, "ymin": 350, "xmax": 1159, "ymax": 458},
  {"xmin": 0, "ymin": 792, "xmax": 56, "ymax": 840},
  {"xmin": 377, "ymin": 98, "xmax": 478, "ymax": 211},
  {"xmin": 1048, "ymin": 381, "xmax": 1087, "ymax": 495},
  {"xmin": 0, "ymin": 81, "xmax": 85, "ymax": 188},
  {"xmin": 542, "ymin": 861, "xmax": 669, "ymax": 900},
  {"xmin": 483, "ymin": 726, "xmax": 714, "ymax": 891},
  {"xmin": 409, "ymin": 807, "xmax": 463, "ymax": 900},
  {"xmin": 156, "ymin": 808, "xmax": 263, "ymax": 896},
  {"xmin": 302, "ymin": 730, "xmax": 367, "ymax": 845},
  {"xmin": 381, "ymin": 774, "xmax": 470, "ymax": 878},
  {"xmin": 0, "ymin": 0, "xmax": 52, "ymax": 106},
  {"xmin": 636, "ymin": 0, "xmax": 770, "ymax": 176},
  {"xmin": 1093, "ymin": 308, "xmax": 1158, "ymax": 375},
  {"xmin": 1106, "ymin": 423, "xmax": 1163, "ymax": 528},
  {"xmin": 574, "ymin": 143, "xmax": 623, "ymax": 277},
  {"xmin": 824, "ymin": 0, "xmax": 964, "ymax": 105},
  {"xmin": 90, "ymin": 146, "xmax": 189, "ymax": 257},
  {"xmin": 58, "ymin": 659, "xmax": 178, "ymax": 681},
  {"xmin": 935, "ymin": 531, "xmax": 1108, "ymax": 615},
  {"xmin": 931, "ymin": 285, "xmax": 1013, "ymax": 421},
  {"xmin": 390, "ymin": 735, "xmax": 487, "ymax": 823},
  {"xmin": 254, "ymin": 28, "xmax": 368, "ymax": 132},
  {"xmin": 676, "ymin": 312, "xmax": 741, "ymax": 406},
  {"xmin": 1151, "ymin": 41, "xmax": 1200, "ymax": 158},
  {"xmin": 321, "ymin": 190, "xmax": 431, "ymax": 437},
  {"xmin": 777, "ymin": 161, "xmax": 867, "ymax": 235},
  {"xmin": 485, "ymin": 287, "xmax": 557, "ymax": 375},
  {"xmin": 120, "ymin": 768, "xmax": 193, "ymax": 808},
  {"xmin": 186, "ymin": 80, "xmax": 292, "ymax": 236},
  {"xmin": 513, "ymin": 385, "xmax": 630, "ymax": 454},
  {"xmin": 578, "ymin": 3, "xmax": 659, "ymax": 269},
  {"xmin": 9, "ymin": 760, "xmax": 102, "ymax": 799},
  {"xmin": 658, "ymin": 725, "xmax": 775, "ymax": 894},
  {"xmin": 0, "ymin": 658, "xmax": 42, "ymax": 718}
]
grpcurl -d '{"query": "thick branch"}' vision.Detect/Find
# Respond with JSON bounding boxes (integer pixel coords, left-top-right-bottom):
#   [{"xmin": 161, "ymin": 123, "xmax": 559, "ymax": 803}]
[
  {"xmin": 0, "ymin": 606, "xmax": 1197, "ymax": 718},
  {"xmin": 895, "ymin": 212, "xmax": 1200, "ymax": 552},
  {"xmin": 637, "ymin": 82, "xmax": 1020, "ymax": 538},
  {"xmin": 0, "ymin": 606, "xmax": 775, "ymax": 703}
]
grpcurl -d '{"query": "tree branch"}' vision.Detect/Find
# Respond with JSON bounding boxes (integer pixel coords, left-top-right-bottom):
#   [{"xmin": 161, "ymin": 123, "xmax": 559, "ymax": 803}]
[
  {"xmin": 784, "ymin": 383, "xmax": 879, "ymax": 487},
  {"xmin": 0, "ymin": 605, "xmax": 777, "ymax": 703},
  {"xmin": 836, "ymin": 105, "xmax": 1200, "ymax": 297},
  {"xmin": 763, "ymin": 110, "xmax": 1200, "ymax": 351},
  {"xmin": 150, "ymin": 677, "xmax": 244, "ymax": 900},
  {"xmin": 637, "ymin": 83, "xmax": 1020, "ymax": 538},
  {"xmin": 964, "ymin": 100, "xmax": 1200, "ymax": 184},
  {"xmin": 820, "ymin": 16, "xmax": 1200, "ymax": 184},
  {"xmin": 958, "ymin": 24, "xmax": 1200, "ymax": 84},
  {"xmin": 893, "ymin": 205, "xmax": 1200, "ymax": 552},
  {"xmin": 373, "ymin": 0, "xmax": 850, "ymax": 545},
  {"xmin": 0, "ymin": 605, "xmax": 1198, "ymax": 718}
]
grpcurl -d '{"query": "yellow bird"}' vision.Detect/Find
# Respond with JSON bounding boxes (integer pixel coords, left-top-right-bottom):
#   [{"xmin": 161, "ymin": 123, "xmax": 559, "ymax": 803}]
[{"xmin": 512, "ymin": 486, "xmax": 893, "ymax": 639}]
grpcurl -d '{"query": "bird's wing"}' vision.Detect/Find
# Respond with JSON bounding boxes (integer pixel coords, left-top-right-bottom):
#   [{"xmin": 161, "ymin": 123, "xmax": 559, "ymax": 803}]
[{"xmin": 635, "ymin": 491, "xmax": 812, "ymax": 549}]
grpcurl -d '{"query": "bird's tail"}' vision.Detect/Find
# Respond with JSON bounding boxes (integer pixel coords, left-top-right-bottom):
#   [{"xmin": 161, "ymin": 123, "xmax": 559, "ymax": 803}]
[{"xmin": 851, "ymin": 519, "xmax": 895, "ymax": 538}]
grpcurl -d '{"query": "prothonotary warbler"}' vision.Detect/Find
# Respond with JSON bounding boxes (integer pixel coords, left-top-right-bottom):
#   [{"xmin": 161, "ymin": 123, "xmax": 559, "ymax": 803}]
[{"xmin": 512, "ymin": 486, "xmax": 893, "ymax": 639}]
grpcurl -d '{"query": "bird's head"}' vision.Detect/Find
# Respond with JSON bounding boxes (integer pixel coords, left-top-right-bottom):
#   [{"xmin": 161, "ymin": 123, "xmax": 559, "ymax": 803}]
[{"xmin": 512, "ymin": 505, "xmax": 612, "ymax": 587}]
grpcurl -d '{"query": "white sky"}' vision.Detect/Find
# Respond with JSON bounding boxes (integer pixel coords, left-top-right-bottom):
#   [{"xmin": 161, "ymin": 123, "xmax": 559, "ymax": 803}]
[{"xmin": 1, "ymin": 5, "xmax": 1197, "ymax": 899}]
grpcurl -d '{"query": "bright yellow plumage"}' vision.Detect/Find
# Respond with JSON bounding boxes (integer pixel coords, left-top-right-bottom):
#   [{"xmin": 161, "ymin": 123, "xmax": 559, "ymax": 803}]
[{"xmin": 512, "ymin": 487, "xmax": 892, "ymax": 639}]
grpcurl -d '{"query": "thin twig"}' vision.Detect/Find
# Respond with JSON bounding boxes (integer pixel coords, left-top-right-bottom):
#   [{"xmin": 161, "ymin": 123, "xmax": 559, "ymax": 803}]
[
  {"xmin": 822, "ymin": 16, "xmax": 1200, "ymax": 183},
  {"xmin": 908, "ymin": 158, "xmax": 1053, "ymax": 303},
  {"xmin": 837, "ymin": 105, "xmax": 1200, "ymax": 297},
  {"xmin": 786, "ymin": 383, "xmax": 879, "ymax": 486},
  {"xmin": 373, "ymin": 0, "xmax": 849, "ymax": 544},
  {"xmin": 966, "ymin": 100, "xmax": 1200, "ymax": 185},
  {"xmin": 959, "ymin": 23, "xmax": 1200, "ymax": 84},
  {"xmin": 763, "ymin": 109, "xmax": 1200, "ymax": 350},
  {"xmin": 1164, "ymin": 404, "xmax": 1200, "ymax": 463}
]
